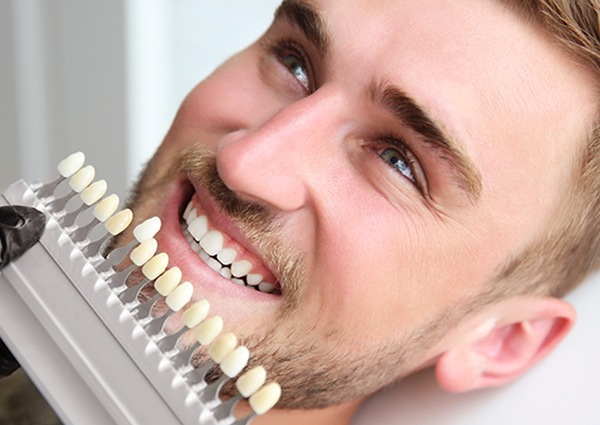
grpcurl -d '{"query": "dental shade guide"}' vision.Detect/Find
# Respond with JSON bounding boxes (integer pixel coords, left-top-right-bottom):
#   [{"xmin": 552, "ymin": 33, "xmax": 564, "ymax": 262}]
[{"xmin": 0, "ymin": 152, "xmax": 281, "ymax": 425}]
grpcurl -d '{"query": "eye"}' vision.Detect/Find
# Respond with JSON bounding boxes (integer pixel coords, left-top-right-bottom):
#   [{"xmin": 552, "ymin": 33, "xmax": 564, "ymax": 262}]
[
  {"xmin": 269, "ymin": 39, "xmax": 313, "ymax": 93},
  {"xmin": 379, "ymin": 147, "xmax": 416, "ymax": 183},
  {"xmin": 281, "ymin": 51, "xmax": 310, "ymax": 90}
]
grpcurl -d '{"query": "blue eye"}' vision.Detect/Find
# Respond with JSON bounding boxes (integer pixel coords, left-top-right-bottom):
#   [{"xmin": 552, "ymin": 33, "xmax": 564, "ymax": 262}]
[
  {"xmin": 380, "ymin": 148, "xmax": 415, "ymax": 182},
  {"xmin": 281, "ymin": 52, "xmax": 310, "ymax": 90}
]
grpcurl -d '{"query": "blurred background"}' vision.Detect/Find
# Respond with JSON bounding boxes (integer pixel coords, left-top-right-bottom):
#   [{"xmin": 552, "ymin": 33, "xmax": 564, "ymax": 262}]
[{"xmin": 0, "ymin": 0, "xmax": 280, "ymax": 198}]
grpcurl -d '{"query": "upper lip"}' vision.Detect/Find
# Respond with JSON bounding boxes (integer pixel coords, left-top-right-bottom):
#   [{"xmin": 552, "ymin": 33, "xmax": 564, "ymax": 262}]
[{"xmin": 187, "ymin": 176, "xmax": 280, "ymax": 287}]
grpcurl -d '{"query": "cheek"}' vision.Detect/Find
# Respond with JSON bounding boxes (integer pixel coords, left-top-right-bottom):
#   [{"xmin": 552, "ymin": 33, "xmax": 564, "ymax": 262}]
[{"xmin": 161, "ymin": 49, "xmax": 292, "ymax": 153}]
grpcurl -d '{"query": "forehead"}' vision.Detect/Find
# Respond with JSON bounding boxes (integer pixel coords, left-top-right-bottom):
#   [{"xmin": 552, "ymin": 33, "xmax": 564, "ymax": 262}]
[{"xmin": 305, "ymin": 1, "xmax": 592, "ymax": 183}]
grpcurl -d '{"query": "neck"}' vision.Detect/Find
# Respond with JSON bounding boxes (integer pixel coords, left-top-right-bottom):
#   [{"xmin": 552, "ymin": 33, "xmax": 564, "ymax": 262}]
[{"xmin": 238, "ymin": 399, "xmax": 363, "ymax": 425}]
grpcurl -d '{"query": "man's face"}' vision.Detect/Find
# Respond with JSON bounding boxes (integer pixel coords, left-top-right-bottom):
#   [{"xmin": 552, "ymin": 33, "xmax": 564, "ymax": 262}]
[{"xmin": 127, "ymin": 0, "xmax": 595, "ymax": 409}]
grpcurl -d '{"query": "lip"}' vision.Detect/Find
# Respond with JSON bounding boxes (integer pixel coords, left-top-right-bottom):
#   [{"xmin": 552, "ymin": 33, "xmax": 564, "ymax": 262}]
[{"xmin": 153, "ymin": 176, "xmax": 281, "ymax": 306}]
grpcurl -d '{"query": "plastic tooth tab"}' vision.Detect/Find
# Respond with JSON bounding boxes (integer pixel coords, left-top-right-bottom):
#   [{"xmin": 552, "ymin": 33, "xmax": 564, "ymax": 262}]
[{"xmin": 4, "ymin": 152, "xmax": 284, "ymax": 425}]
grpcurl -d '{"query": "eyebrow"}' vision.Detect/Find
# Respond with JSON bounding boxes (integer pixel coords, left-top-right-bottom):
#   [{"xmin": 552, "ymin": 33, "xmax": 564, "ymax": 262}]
[
  {"xmin": 275, "ymin": 0, "xmax": 330, "ymax": 59},
  {"xmin": 276, "ymin": 1, "xmax": 482, "ymax": 202},
  {"xmin": 370, "ymin": 81, "xmax": 483, "ymax": 202}
]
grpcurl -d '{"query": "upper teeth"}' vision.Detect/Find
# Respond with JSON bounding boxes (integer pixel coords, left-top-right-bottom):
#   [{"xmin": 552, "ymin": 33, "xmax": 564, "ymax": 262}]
[{"xmin": 182, "ymin": 200, "xmax": 276, "ymax": 294}]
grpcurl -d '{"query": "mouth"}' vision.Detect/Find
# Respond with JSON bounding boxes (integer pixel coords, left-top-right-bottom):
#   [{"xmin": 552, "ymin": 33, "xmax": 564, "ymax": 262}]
[{"xmin": 166, "ymin": 178, "xmax": 281, "ymax": 299}]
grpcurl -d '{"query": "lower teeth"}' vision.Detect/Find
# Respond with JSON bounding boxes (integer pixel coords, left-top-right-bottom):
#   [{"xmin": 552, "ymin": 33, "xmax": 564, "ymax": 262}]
[{"xmin": 181, "ymin": 223, "xmax": 279, "ymax": 294}]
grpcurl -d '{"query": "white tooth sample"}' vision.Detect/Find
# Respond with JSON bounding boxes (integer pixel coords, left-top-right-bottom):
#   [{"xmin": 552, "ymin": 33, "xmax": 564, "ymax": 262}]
[
  {"xmin": 93, "ymin": 194, "xmax": 119, "ymax": 222},
  {"xmin": 216, "ymin": 247, "xmax": 237, "ymax": 265},
  {"xmin": 258, "ymin": 282, "xmax": 275, "ymax": 293},
  {"xmin": 154, "ymin": 267, "xmax": 182, "ymax": 296},
  {"xmin": 183, "ymin": 201, "xmax": 193, "ymax": 221},
  {"xmin": 69, "ymin": 165, "xmax": 95, "ymax": 192},
  {"xmin": 188, "ymin": 215, "xmax": 208, "ymax": 241},
  {"xmin": 207, "ymin": 258, "xmax": 222, "ymax": 272},
  {"xmin": 199, "ymin": 230, "xmax": 224, "ymax": 256},
  {"xmin": 142, "ymin": 252, "xmax": 169, "ymax": 280},
  {"xmin": 182, "ymin": 300, "xmax": 210, "ymax": 328},
  {"xmin": 195, "ymin": 316, "xmax": 224, "ymax": 345},
  {"xmin": 221, "ymin": 346, "xmax": 250, "ymax": 378},
  {"xmin": 246, "ymin": 273, "xmax": 263, "ymax": 286},
  {"xmin": 80, "ymin": 179, "xmax": 107, "ymax": 205},
  {"xmin": 208, "ymin": 332, "xmax": 237, "ymax": 364},
  {"xmin": 57, "ymin": 152, "xmax": 85, "ymax": 177},
  {"xmin": 249, "ymin": 382, "xmax": 282, "ymax": 415},
  {"xmin": 236, "ymin": 366, "xmax": 267, "ymax": 398},
  {"xmin": 186, "ymin": 208, "xmax": 197, "ymax": 225},
  {"xmin": 165, "ymin": 281, "xmax": 193, "ymax": 312},
  {"xmin": 231, "ymin": 259, "xmax": 253, "ymax": 278},
  {"xmin": 129, "ymin": 238, "xmax": 158, "ymax": 266},
  {"xmin": 133, "ymin": 216, "xmax": 161, "ymax": 243},
  {"xmin": 219, "ymin": 268, "xmax": 232, "ymax": 279},
  {"xmin": 105, "ymin": 209, "xmax": 133, "ymax": 236},
  {"xmin": 231, "ymin": 278, "xmax": 244, "ymax": 286}
]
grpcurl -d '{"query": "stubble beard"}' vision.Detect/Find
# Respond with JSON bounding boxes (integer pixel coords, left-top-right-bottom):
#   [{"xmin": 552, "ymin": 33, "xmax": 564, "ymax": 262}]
[{"xmin": 123, "ymin": 143, "xmax": 451, "ymax": 410}]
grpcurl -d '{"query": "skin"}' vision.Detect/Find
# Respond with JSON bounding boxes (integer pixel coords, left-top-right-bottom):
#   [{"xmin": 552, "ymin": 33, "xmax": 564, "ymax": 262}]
[{"xmin": 123, "ymin": 0, "xmax": 597, "ymax": 424}]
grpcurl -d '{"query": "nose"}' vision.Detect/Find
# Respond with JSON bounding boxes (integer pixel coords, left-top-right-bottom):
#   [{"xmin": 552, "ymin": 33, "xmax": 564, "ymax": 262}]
[{"xmin": 216, "ymin": 90, "xmax": 343, "ymax": 212}]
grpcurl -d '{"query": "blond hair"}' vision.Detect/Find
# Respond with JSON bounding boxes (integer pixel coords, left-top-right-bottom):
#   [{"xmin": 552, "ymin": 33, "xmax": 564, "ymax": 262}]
[{"xmin": 485, "ymin": 0, "xmax": 600, "ymax": 300}]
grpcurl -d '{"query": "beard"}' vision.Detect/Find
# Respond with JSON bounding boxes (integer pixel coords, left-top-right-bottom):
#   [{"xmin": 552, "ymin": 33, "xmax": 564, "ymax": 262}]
[{"xmin": 123, "ymin": 142, "xmax": 455, "ymax": 410}]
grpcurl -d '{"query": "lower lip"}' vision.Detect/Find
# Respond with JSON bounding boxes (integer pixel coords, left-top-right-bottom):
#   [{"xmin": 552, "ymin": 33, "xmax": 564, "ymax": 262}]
[{"xmin": 153, "ymin": 178, "xmax": 280, "ymax": 305}]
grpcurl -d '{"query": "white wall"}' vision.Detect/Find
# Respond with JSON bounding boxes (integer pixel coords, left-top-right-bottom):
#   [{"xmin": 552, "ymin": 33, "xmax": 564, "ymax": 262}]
[{"xmin": 1, "ymin": 0, "xmax": 279, "ymax": 198}]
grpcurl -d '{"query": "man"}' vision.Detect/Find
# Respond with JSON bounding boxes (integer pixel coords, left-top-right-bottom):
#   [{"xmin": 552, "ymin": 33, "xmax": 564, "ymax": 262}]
[
  {"xmin": 118, "ymin": 0, "xmax": 600, "ymax": 424},
  {"xmin": 2, "ymin": 0, "xmax": 599, "ymax": 424}
]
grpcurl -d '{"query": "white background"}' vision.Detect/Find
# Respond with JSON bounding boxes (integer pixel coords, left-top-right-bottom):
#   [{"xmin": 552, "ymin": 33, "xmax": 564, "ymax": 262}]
[{"xmin": 1, "ymin": 2, "xmax": 599, "ymax": 424}]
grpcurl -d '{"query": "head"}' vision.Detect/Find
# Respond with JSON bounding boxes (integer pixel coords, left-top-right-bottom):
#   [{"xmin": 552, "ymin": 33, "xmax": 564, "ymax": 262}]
[{"xmin": 124, "ymin": 0, "xmax": 600, "ymax": 416}]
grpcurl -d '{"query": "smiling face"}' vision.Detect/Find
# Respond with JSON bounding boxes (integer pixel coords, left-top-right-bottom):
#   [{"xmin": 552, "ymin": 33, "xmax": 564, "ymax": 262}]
[{"xmin": 124, "ymin": 0, "xmax": 596, "ymax": 410}]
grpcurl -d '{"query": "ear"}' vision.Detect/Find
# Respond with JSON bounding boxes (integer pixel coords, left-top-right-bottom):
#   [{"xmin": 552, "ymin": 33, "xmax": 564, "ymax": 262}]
[{"xmin": 435, "ymin": 297, "xmax": 575, "ymax": 393}]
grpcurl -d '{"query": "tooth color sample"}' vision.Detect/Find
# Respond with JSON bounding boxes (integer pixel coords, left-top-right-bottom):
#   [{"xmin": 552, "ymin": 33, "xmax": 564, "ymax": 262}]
[
  {"xmin": 57, "ymin": 152, "xmax": 85, "ymax": 177},
  {"xmin": 133, "ymin": 216, "xmax": 162, "ymax": 243},
  {"xmin": 93, "ymin": 194, "xmax": 120, "ymax": 222}
]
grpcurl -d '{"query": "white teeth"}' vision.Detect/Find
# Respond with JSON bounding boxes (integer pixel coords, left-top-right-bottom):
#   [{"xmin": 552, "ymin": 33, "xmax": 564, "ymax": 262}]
[
  {"xmin": 246, "ymin": 274, "xmax": 263, "ymax": 286},
  {"xmin": 207, "ymin": 258, "xmax": 222, "ymax": 272},
  {"xmin": 130, "ymin": 238, "xmax": 158, "ymax": 266},
  {"xmin": 258, "ymin": 282, "xmax": 275, "ymax": 293},
  {"xmin": 154, "ymin": 267, "xmax": 182, "ymax": 296},
  {"xmin": 200, "ymin": 230, "xmax": 224, "ymax": 256},
  {"xmin": 182, "ymin": 300, "xmax": 210, "ymax": 328},
  {"xmin": 133, "ymin": 217, "xmax": 161, "ymax": 243},
  {"xmin": 165, "ymin": 281, "xmax": 193, "ymax": 312},
  {"xmin": 57, "ymin": 152, "xmax": 85, "ymax": 178},
  {"xmin": 142, "ymin": 252, "xmax": 169, "ymax": 280},
  {"xmin": 186, "ymin": 208, "xmax": 197, "ymax": 226},
  {"xmin": 80, "ymin": 179, "xmax": 107, "ymax": 205},
  {"xmin": 236, "ymin": 366, "xmax": 267, "ymax": 398},
  {"xmin": 195, "ymin": 316, "xmax": 224, "ymax": 345},
  {"xmin": 231, "ymin": 260, "xmax": 253, "ymax": 278},
  {"xmin": 216, "ymin": 248, "xmax": 237, "ymax": 265},
  {"xmin": 220, "ymin": 346, "xmax": 250, "ymax": 378},
  {"xmin": 188, "ymin": 215, "xmax": 208, "ymax": 240},
  {"xmin": 69, "ymin": 165, "xmax": 95, "ymax": 192},
  {"xmin": 93, "ymin": 194, "xmax": 119, "ymax": 222},
  {"xmin": 181, "ymin": 208, "xmax": 280, "ymax": 293},
  {"xmin": 208, "ymin": 332, "xmax": 237, "ymax": 364},
  {"xmin": 105, "ymin": 209, "xmax": 133, "ymax": 236},
  {"xmin": 249, "ymin": 382, "xmax": 282, "ymax": 416}
]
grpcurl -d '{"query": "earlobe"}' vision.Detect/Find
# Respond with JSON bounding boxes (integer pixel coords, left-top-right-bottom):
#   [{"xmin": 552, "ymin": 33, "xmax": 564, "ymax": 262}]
[{"xmin": 435, "ymin": 297, "xmax": 576, "ymax": 393}]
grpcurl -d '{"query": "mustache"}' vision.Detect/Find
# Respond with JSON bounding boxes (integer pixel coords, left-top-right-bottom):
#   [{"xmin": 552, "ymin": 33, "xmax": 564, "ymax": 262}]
[{"xmin": 173, "ymin": 144, "xmax": 306, "ymax": 310}]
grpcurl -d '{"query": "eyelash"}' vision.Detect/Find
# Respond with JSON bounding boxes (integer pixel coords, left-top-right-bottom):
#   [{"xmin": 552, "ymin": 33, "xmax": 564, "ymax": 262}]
[{"xmin": 266, "ymin": 38, "xmax": 315, "ymax": 94}]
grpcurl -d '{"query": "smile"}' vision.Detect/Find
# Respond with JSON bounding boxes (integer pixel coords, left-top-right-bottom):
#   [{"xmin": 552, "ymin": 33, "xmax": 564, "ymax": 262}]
[{"xmin": 180, "ymin": 194, "xmax": 281, "ymax": 295}]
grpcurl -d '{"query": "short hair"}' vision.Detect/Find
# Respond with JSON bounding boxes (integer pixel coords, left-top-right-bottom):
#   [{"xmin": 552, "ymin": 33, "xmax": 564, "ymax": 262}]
[{"xmin": 484, "ymin": 0, "xmax": 600, "ymax": 301}]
